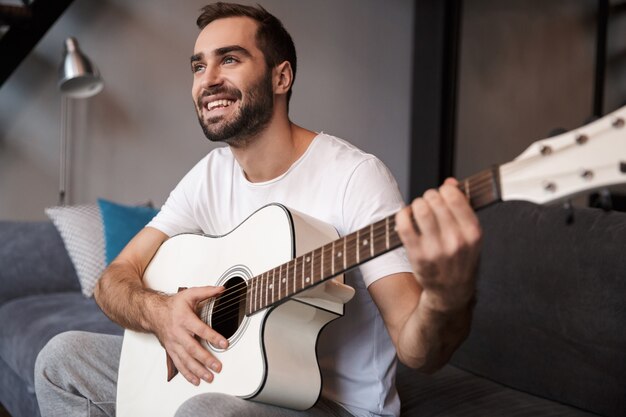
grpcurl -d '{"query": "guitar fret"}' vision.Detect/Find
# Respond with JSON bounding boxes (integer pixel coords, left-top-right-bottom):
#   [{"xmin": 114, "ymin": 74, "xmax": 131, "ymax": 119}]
[
  {"xmin": 385, "ymin": 217, "xmax": 389, "ymax": 249},
  {"xmin": 254, "ymin": 279, "xmax": 259, "ymax": 310},
  {"xmin": 321, "ymin": 246, "xmax": 325, "ymax": 282},
  {"xmin": 263, "ymin": 274, "xmax": 269, "ymax": 307},
  {"xmin": 266, "ymin": 271, "xmax": 271, "ymax": 308},
  {"xmin": 356, "ymin": 229, "xmax": 360, "ymax": 265},
  {"xmin": 274, "ymin": 269, "xmax": 278, "ymax": 302},
  {"xmin": 246, "ymin": 282, "xmax": 252, "ymax": 314},
  {"xmin": 280, "ymin": 265, "xmax": 286, "ymax": 298},
  {"xmin": 258, "ymin": 273, "xmax": 262, "ymax": 307},
  {"xmin": 372, "ymin": 221, "xmax": 384, "ymax": 255},
  {"xmin": 257, "ymin": 275, "xmax": 263, "ymax": 309},
  {"xmin": 370, "ymin": 223, "xmax": 374, "ymax": 257},
  {"xmin": 314, "ymin": 249, "xmax": 320, "ymax": 284},
  {"xmin": 256, "ymin": 273, "xmax": 261, "ymax": 311},
  {"xmin": 279, "ymin": 264, "xmax": 284, "ymax": 301},
  {"xmin": 295, "ymin": 257, "xmax": 301, "ymax": 290},
  {"xmin": 290, "ymin": 259, "xmax": 296, "ymax": 294},
  {"xmin": 270, "ymin": 271, "xmax": 274, "ymax": 305},
  {"xmin": 342, "ymin": 235, "xmax": 347, "ymax": 271},
  {"xmin": 331, "ymin": 240, "xmax": 335, "ymax": 276}
]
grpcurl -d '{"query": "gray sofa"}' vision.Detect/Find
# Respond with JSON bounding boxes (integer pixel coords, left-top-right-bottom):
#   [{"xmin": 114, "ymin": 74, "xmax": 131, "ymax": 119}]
[{"xmin": 0, "ymin": 201, "xmax": 625, "ymax": 417}]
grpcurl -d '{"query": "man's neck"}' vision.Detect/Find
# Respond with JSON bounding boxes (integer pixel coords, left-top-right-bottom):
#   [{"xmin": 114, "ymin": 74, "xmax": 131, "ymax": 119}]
[{"xmin": 230, "ymin": 116, "xmax": 316, "ymax": 183}]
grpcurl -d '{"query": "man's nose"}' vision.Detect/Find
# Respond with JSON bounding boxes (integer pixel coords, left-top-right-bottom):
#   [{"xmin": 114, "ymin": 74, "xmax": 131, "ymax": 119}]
[{"xmin": 200, "ymin": 66, "xmax": 223, "ymax": 90}]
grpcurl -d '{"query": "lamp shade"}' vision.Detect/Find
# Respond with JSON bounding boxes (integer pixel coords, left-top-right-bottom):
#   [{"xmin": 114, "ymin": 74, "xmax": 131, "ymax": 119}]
[{"xmin": 58, "ymin": 37, "xmax": 103, "ymax": 98}]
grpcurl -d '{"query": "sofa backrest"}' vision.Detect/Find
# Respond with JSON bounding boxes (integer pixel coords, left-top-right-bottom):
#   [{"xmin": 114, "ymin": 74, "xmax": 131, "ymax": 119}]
[
  {"xmin": 0, "ymin": 221, "xmax": 80, "ymax": 305},
  {"xmin": 452, "ymin": 201, "xmax": 626, "ymax": 417}
]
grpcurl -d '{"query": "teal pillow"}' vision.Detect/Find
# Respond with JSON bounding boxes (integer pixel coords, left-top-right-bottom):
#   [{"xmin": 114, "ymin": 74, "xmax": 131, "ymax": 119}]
[{"xmin": 98, "ymin": 199, "xmax": 159, "ymax": 264}]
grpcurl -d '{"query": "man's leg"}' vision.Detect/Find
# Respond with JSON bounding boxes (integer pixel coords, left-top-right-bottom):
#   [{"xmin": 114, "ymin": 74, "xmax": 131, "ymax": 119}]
[
  {"xmin": 34, "ymin": 331, "xmax": 121, "ymax": 417},
  {"xmin": 174, "ymin": 393, "xmax": 354, "ymax": 417}
]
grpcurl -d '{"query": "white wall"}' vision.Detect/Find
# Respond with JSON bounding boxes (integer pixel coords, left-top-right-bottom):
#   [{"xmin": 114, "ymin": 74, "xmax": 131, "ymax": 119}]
[{"xmin": 0, "ymin": 0, "xmax": 414, "ymax": 220}]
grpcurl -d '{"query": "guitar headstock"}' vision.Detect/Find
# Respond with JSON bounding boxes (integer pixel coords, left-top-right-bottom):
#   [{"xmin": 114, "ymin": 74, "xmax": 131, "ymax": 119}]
[{"xmin": 499, "ymin": 106, "xmax": 626, "ymax": 205}]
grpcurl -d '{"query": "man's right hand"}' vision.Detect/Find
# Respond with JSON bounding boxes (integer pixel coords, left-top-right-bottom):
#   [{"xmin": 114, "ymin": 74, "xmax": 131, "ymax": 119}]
[
  {"xmin": 151, "ymin": 285, "xmax": 228, "ymax": 386},
  {"xmin": 94, "ymin": 227, "xmax": 230, "ymax": 386}
]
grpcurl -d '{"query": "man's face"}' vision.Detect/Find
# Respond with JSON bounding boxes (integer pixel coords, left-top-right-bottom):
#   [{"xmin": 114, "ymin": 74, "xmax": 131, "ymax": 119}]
[{"xmin": 191, "ymin": 17, "xmax": 274, "ymax": 147}]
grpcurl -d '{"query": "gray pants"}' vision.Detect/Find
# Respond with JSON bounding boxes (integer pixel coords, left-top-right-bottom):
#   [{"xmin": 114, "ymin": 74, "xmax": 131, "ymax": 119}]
[{"xmin": 34, "ymin": 331, "xmax": 353, "ymax": 417}]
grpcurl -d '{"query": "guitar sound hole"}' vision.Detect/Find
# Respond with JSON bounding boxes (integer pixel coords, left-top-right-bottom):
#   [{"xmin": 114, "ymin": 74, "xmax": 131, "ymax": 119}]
[{"xmin": 211, "ymin": 276, "xmax": 247, "ymax": 342}]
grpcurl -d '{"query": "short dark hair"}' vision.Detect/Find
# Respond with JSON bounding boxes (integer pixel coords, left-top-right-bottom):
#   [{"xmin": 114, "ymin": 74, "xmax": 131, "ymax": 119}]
[{"xmin": 197, "ymin": 2, "xmax": 297, "ymax": 103}]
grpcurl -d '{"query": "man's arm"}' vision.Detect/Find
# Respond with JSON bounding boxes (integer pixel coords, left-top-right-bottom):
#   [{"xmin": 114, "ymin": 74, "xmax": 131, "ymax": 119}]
[
  {"xmin": 369, "ymin": 178, "xmax": 481, "ymax": 372},
  {"xmin": 94, "ymin": 226, "xmax": 229, "ymax": 385}
]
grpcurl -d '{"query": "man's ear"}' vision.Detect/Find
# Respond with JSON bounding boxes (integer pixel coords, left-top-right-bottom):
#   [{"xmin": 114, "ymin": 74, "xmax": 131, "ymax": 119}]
[{"xmin": 273, "ymin": 61, "xmax": 293, "ymax": 95}]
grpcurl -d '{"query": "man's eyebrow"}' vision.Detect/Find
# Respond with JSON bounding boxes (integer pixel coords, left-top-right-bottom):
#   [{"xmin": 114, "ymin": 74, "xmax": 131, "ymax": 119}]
[
  {"xmin": 190, "ymin": 46, "xmax": 251, "ymax": 65},
  {"xmin": 214, "ymin": 45, "xmax": 252, "ymax": 58}
]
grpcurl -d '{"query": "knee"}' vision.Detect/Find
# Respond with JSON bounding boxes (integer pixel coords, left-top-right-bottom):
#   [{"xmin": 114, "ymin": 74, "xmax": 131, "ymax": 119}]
[
  {"xmin": 175, "ymin": 393, "xmax": 242, "ymax": 417},
  {"xmin": 35, "ymin": 331, "xmax": 87, "ymax": 380}
]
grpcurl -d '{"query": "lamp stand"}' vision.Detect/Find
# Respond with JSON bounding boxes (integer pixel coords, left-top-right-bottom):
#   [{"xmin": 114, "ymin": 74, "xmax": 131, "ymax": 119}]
[{"xmin": 59, "ymin": 95, "xmax": 73, "ymax": 206}]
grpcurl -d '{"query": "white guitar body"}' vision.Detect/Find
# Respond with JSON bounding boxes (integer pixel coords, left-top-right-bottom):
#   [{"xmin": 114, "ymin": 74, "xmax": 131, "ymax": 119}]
[{"xmin": 117, "ymin": 204, "xmax": 355, "ymax": 417}]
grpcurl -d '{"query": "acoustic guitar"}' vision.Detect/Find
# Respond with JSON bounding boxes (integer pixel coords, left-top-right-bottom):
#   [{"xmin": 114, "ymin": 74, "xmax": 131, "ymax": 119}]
[{"xmin": 117, "ymin": 106, "xmax": 626, "ymax": 416}]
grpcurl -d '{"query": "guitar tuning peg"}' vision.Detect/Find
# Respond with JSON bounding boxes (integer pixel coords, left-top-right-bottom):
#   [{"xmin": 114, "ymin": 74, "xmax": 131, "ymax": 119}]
[{"xmin": 564, "ymin": 200, "xmax": 575, "ymax": 224}]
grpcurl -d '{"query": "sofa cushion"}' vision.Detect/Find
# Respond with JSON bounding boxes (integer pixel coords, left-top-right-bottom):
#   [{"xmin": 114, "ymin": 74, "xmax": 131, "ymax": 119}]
[
  {"xmin": 0, "ymin": 221, "xmax": 80, "ymax": 304},
  {"xmin": 97, "ymin": 198, "xmax": 159, "ymax": 264},
  {"xmin": 452, "ymin": 201, "xmax": 626, "ymax": 417},
  {"xmin": 396, "ymin": 364, "xmax": 599, "ymax": 416},
  {"xmin": 45, "ymin": 204, "xmax": 107, "ymax": 297},
  {"xmin": 0, "ymin": 292, "xmax": 122, "ymax": 390}
]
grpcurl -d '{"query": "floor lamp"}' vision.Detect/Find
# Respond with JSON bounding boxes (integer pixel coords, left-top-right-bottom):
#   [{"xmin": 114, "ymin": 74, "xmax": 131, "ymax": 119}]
[{"xmin": 57, "ymin": 37, "xmax": 103, "ymax": 205}]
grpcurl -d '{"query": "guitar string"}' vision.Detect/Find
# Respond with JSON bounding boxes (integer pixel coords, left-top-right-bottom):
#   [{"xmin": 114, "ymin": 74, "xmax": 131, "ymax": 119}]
[
  {"xmin": 207, "ymin": 120, "xmax": 619, "ymax": 321},
  {"xmin": 205, "ymin": 217, "xmax": 406, "ymax": 327},
  {"xmin": 202, "ymin": 120, "xmax": 621, "ymax": 328},
  {"xmin": 191, "ymin": 171, "xmax": 499, "ymax": 322},
  {"xmin": 203, "ymin": 221, "xmax": 396, "ymax": 321},
  {"xmin": 202, "ymin": 173, "xmax": 496, "ymax": 321},
  {"xmin": 204, "ymin": 182, "xmax": 497, "ymax": 322},
  {"xmin": 204, "ymin": 197, "xmax": 491, "ymax": 327},
  {"xmin": 204, "ymin": 220, "xmax": 401, "ymax": 321},
  {"xmin": 195, "ymin": 173, "xmax": 500, "ymax": 321}
]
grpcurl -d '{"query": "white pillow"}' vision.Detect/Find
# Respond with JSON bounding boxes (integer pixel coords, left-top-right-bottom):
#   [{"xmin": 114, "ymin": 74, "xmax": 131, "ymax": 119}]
[{"xmin": 45, "ymin": 204, "xmax": 106, "ymax": 297}]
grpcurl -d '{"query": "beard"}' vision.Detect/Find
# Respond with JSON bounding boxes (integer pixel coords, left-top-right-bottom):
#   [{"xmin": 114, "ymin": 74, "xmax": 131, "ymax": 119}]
[{"xmin": 196, "ymin": 70, "xmax": 274, "ymax": 148}]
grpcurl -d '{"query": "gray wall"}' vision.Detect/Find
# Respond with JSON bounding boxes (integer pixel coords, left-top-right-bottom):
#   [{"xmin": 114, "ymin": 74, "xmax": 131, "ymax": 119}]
[
  {"xmin": 0, "ymin": 0, "xmax": 414, "ymax": 220},
  {"xmin": 455, "ymin": 0, "xmax": 597, "ymax": 179},
  {"xmin": 455, "ymin": 0, "xmax": 626, "ymax": 186}
]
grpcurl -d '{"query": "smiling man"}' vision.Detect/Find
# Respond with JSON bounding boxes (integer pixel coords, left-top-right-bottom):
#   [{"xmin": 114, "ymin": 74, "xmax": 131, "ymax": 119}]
[{"xmin": 34, "ymin": 3, "xmax": 481, "ymax": 417}]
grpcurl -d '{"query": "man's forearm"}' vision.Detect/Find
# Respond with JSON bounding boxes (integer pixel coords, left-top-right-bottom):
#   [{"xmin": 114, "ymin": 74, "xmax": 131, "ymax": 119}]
[
  {"xmin": 397, "ymin": 291, "xmax": 474, "ymax": 373},
  {"xmin": 94, "ymin": 261, "xmax": 167, "ymax": 333}
]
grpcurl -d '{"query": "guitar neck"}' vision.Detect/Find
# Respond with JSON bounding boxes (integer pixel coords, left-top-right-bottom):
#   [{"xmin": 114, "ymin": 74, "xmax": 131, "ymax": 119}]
[{"xmin": 245, "ymin": 166, "xmax": 502, "ymax": 315}]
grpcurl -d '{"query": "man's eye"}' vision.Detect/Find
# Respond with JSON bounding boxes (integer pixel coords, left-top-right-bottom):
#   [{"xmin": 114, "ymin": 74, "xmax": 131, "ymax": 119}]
[
  {"xmin": 223, "ymin": 56, "xmax": 237, "ymax": 65},
  {"xmin": 192, "ymin": 64, "xmax": 205, "ymax": 73}
]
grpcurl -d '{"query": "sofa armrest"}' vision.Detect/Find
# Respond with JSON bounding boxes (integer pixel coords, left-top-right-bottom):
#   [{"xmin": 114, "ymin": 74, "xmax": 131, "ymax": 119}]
[{"xmin": 0, "ymin": 221, "xmax": 80, "ymax": 305}]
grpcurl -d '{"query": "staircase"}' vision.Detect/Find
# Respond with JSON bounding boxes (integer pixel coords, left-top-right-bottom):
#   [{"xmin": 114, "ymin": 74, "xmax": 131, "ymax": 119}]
[{"xmin": 0, "ymin": 0, "xmax": 74, "ymax": 87}]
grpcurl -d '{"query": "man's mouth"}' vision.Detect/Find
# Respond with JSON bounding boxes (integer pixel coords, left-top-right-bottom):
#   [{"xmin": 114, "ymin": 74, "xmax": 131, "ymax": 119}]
[{"xmin": 206, "ymin": 99, "xmax": 236, "ymax": 112}]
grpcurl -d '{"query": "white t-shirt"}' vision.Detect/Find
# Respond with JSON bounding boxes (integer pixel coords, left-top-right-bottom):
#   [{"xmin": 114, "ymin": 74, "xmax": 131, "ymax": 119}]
[{"xmin": 148, "ymin": 133, "xmax": 413, "ymax": 416}]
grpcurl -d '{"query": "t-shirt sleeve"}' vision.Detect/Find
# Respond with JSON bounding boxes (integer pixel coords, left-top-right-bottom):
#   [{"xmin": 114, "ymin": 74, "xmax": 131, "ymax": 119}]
[
  {"xmin": 147, "ymin": 157, "xmax": 206, "ymax": 237},
  {"xmin": 342, "ymin": 157, "xmax": 414, "ymax": 287}
]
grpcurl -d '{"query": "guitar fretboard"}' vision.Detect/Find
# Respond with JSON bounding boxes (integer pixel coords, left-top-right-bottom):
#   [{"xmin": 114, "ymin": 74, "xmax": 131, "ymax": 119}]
[{"xmin": 245, "ymin": 166, "xmax": 501, "ymax": 315}]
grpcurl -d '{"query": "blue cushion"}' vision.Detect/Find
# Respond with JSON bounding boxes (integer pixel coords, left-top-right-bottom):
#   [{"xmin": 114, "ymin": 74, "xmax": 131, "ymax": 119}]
[{"xmin": 97, "ymin": 199, "xmax": 159, "ymax": 264}]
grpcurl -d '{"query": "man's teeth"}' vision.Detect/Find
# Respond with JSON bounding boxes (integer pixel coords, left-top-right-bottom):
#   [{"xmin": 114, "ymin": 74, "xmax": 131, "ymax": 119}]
[{"xmin": 207, "ymin": 99, "xmax": 235, "ymax": 111}]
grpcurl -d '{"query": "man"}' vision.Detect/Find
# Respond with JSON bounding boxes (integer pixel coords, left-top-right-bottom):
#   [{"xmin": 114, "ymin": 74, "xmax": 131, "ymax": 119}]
[{"xmin": 35, "ymin": 3, "xmax": 481, "ymax": 417}]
